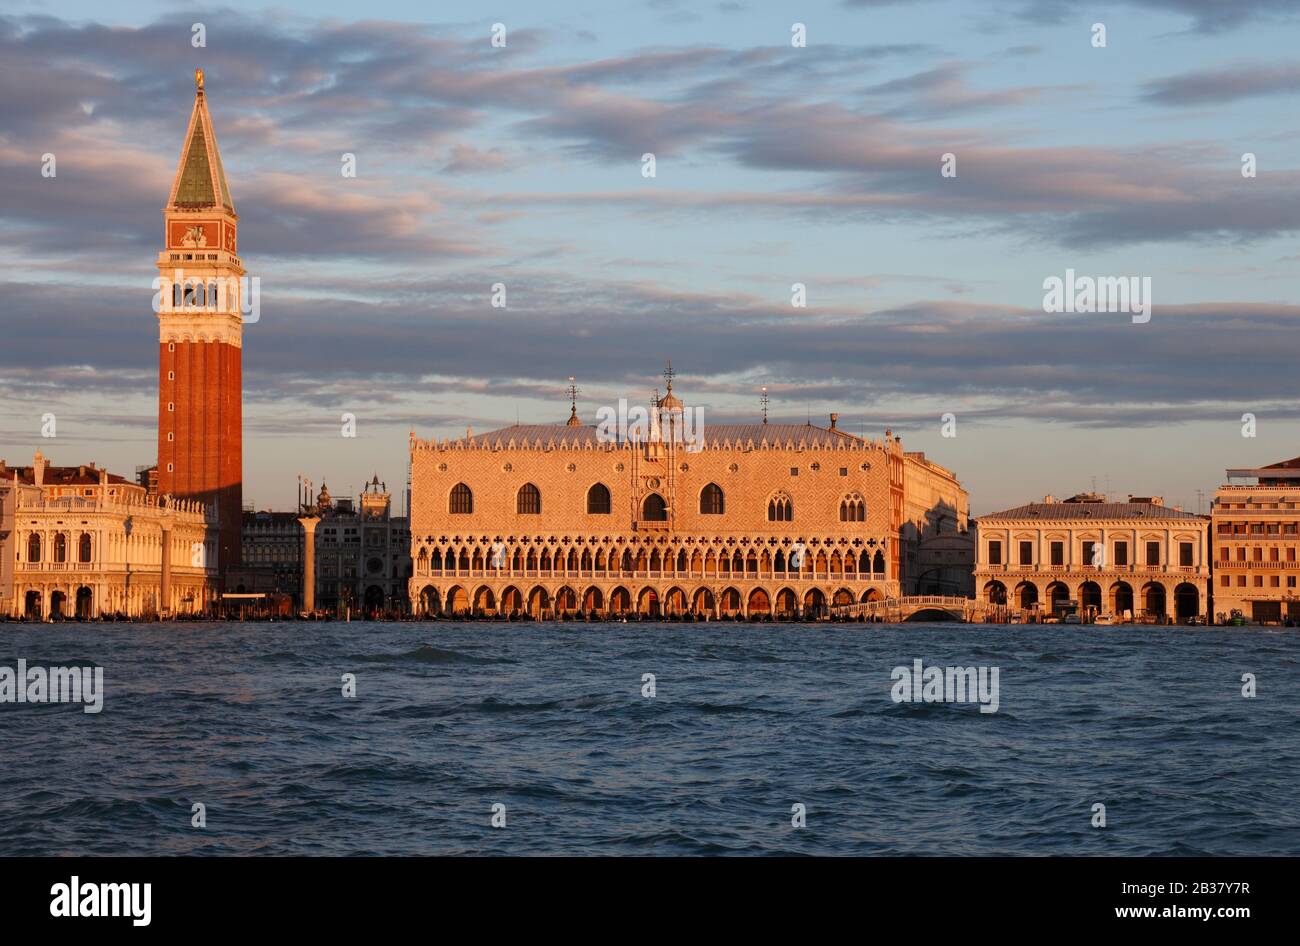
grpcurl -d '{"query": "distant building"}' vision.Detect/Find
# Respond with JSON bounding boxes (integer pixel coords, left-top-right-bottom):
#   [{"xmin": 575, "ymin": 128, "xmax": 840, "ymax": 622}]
[
  {"xmin": 229, "ymin": 510, "xmax": 304, "ymax": 600},
  {"xmin": 901, "ymin": 450, "xmax": 972, "ymax": 596},
  {"xmin": 408, "ymin": 371, "xmax": 968, "ymax": 618},
  {"xmin": 974, "ymin": 492, "xmax": 1209, "ymax": 622},
  {"xmin": 0, "ymin": 452, "xmax": 218, "ymax": 618},
  {"xmin": 1213, "ymin": 456, "xmax": 1300, "ymax": 623}
]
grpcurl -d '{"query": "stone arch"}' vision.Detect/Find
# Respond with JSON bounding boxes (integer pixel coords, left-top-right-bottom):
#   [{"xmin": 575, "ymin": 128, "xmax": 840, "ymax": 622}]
[
  {"xmin": 500, "ymin": 585, "xmax": 523, "ymax": 613},
  {"xmin": 587, "ymin": 482, "xmax": 611, "ymax": 515},
  {"xmin": 555, "ymin": 586, "xmax": 578, "ymax": 613},
  {"xmin": 775, "ymin": 587, "xmax": 798, "ymax": 616},
  {"xmin": 50, "ymin": 590, "xmax": 68, "ymax": 619},
  {"xmin": 637, "ymin": 586, "xmax": 660, "ymax": 616},
  {"xmin": 664, "ymin": 586, "xmax": 688, "ymax": 615},
  {"xmin": 1173, "ymin": 582, "xmax": 1199, "ymax": 622},
  {"xmin": 1142, "ymin": 582, "xmax": 1166, "ymax": 619},
  {"xmin": 1110, "ymin": 581, "xmax": 1134, "ymax": 618},
  {"xmin": 984, "ymin": 580, "xmax": 1008, "ymax": 605},
  {"xmin": 1046, "ymin": 581, "xmax": 1070, "ymax": 614},
  {"xmin": 610, "ymin": 586, "xmax": 632, "ymax": 614},
  {"xmin": 473, "ymin": 585, "xmax": 496, "ymax": 612},
  {"xmin": 747, "ymin": 587, "xmax": 771, "ymax": 616},
  {"xmin": 1015, "ymin": 581, "xmax": 1038, "ymax": 609},
  {"xmin": 445, "ymin": 585, "xmax": 469, "ymax": 614},
  {"xmin": 720, "ymin": 587, "xmax": 742, "ymax": 616},
  {"xmin": 528, "ymin": 585, "xmax": 551, "ymax": 617},
  {"xmin": 832, "ymin": 587, "xmax": 855, "ymax": 607},
  {"xmin": 692, "ymin": 587, "xmax": 716, "ymax": 616},
  {"xmin": 1079, "ymin": 580, "xmax": 1102, "ymax": 613},
  {"xmin": 582, "ymin": 585, "xmax": 604, "ymax": 611},
  {"xmin": 420, "ymin": 585, "xmax": 440, "ymax": 615},
  {"xmin": 803, "ymin": 587, "xmax": 826, "ymax": 616},
  {"xmin": 75, "ymin": 586, "xmax": 93, "ymax": 619}
]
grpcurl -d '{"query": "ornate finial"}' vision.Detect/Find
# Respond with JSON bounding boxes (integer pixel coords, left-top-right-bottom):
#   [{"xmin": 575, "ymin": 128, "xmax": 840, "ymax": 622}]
[
  {"xmin": 761, "ymin": 385, "xmax": 770, "ymax": 425},
  {"xmin": 195, "ymin": 68, "xmax": 205, "ymax": 92},
  {"xmin": 663, "ymin": 359, "xmax": 675, "ymax": 391},
  {"xmin": 566, "ymin": 376, "xmax": 582, "ymax": 426}
]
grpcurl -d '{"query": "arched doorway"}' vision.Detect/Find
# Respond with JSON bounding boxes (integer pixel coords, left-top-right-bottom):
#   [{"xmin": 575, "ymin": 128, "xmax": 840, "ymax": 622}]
[
  {"xmin": 1046, "ymin": 581, "xmax": 1070, "ymax": 615},
  {"xmin": 665, "ymin": 587, "xmax": 688, "ymax": 615},
  {"xmin": 473, "ymin": 586, "xmax": 496, "ymax": 613},
  {"xmin": 748, "ymin": 588, "xmax": 771, "ymax": 616},
  {"xmin": 775, "ymin": 588, "xmax": 798, "ymax": 617},
  {"xmin": 500, "ymin": 586, "xmax": 523, "ymax": 614},
  {"xmin": 1142, "ymin": 582, "xmax": 1166, "ymax": 620},
  {"xmin": 720, "ymin": 587, "xmax": 742, "ymax": 616},
  {"xmin": 1079, "ymin": 581, "xmax": 1102, "ymax": 614},
  {"xmin": 1110, "ymin": 581, "xmax": 1133, "ymax": 619},
  {"xmin": 582, "ymin": 586, "xmax": 604, "ymax": 612},
  {"xmin": 610, "ymin": 586, "xmax": 632, "ymax": 615},
  {"xmin": 692, "ymin": 587, "xmax": 716, "ymax": 616},
  {"xmin": 803, "ymin": 588, "xmax": 826, "ymax": 617},
  {"xmin": 445, "ymin": 585, "xmax": 469, "ymax": 614},
  {"xmin": 637, "ymin": 586, "xmax": 659, "ymax": 616},
  {"xmin": 984, "ymin": 580, "xmax": 1007, "ymax": 605},
  {"xmin": 24, "ymin": 590, "xmax": 42, "ymax": 619},
  {"xmin": 75, "ymin": 586, "xmax": 93, "ymax": 619},
  {"xmin": 528, "ymin": 586, "xmax": 551, "ymax": 618},
  {"xmin": 50, "ymin": 590, "xmax": 67, "ymax": 620},
  {"xmin": 555, "ymin": 586, "xmax": 577, "ymax": 614},
  {"xmin": 364, "ymin": 585, "xmax": 385, "ymax": 614},
  {"xmin": 1016, "ymin": 582, "xmax": 1038, "ymax": 610},
  {"xmin": 1173, "ymin": 583, "xmax": 1199, "ymax": 622},
  {"xmin": 420, "ymin": 586, "xmax": 440, "ymax": 615}
]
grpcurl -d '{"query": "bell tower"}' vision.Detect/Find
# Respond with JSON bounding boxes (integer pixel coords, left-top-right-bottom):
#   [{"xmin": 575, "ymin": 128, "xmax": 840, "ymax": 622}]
[{"xmin": 156, "ymin": 68, "xmax": 243, "ymax": 582}]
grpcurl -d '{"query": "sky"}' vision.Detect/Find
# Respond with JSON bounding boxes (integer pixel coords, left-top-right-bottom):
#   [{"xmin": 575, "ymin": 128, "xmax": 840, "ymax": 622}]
[{"xmin": 2, "ymin": 0, "xmax": 1300, "ymax": 514}]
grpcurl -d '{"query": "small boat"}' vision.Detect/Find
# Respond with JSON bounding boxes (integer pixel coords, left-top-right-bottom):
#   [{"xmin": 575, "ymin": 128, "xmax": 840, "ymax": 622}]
[{"xmin": 1062, "ymin": 613, "xmax": 1082, "ymax": 624}]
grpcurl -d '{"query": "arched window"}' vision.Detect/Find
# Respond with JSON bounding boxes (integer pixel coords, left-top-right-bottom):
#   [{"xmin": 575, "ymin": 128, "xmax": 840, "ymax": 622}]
[
  {"xmin": 840, "ymin": 495, "xmax": 865, "ymax": 522},
  {"xmin": 53, "ymin": 533, "xmax": 67, "ymax": 563},
  {"xmin": 27, "ymin": 533, "xmax": 41, "ymax": 563},
  {"xmin": 449, "ymin": 483, "xmax": 473, "ymax": 514},
  {"xmin": 587, "ymin": 483, "xmax": 611, "ymax": 515},
  {"xmin": 642, "ymin": 493, "xmax": 667, "ymax": 521},
  {"xmin": 78, "ymin": 533, "xmax": 92, "ymax": 563},
  {"xmin": 768, "ymin": 494, "xmax": 792, "ymax": 521},
  {"xmin": 517, "ymin": 483, "xmax": 541, "ymax": 515},
  {"xmin": 700, "ymin": 483, "xmax": 724, "ymax": 515}
]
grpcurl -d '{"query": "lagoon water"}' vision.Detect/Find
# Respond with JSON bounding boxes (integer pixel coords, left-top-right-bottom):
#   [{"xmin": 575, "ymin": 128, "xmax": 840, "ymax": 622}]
[{"xmin": 1, "ymin": 620, "xmax": 1297, "ymax": 855}]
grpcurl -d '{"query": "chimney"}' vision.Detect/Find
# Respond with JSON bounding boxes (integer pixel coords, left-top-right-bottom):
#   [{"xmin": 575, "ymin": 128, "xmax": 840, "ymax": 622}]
[
  {"xmin": 1044, "ymin": 494, "xmax": 1055, "ymax": 504},
  {"xmin": 33, "ymin": 450, "xmax": 46, "ymax": 487},
  {"xmin": 829, "ymin": 413, "xmax": 838, "ymax": 430}
]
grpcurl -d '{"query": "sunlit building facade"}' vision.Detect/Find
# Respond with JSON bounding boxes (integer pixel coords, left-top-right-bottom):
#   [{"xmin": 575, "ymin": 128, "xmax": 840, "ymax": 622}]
[
  {"xmin": 408, "ymin": 375, "xmax": 968, "ymax": 618},
  {"xmin": 1212, "ymin": 456, "xmax": 1300, "ymax": 624},
  {"xmin": 974, "ymin": 493, "xmax": 1209, "ymax": 623}
]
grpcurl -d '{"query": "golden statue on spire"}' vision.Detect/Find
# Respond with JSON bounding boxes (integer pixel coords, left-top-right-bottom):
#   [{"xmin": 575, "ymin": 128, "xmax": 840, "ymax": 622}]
[{"xmin": 195, "ymin": 68, "xmax": 205, "ymax": 91}]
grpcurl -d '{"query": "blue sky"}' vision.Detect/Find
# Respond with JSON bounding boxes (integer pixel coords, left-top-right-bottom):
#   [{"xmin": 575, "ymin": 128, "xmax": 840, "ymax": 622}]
[{"xmin": 2, "ymin": 0, "xmax": 1300, "ymax": 513}]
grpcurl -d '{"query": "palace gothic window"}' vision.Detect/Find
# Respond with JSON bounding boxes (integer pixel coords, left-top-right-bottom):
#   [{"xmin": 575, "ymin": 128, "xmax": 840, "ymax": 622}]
[
  {"xmin": 700, "ymin": 483, "xmax": 724, "ymax": 515},
  {"xmin": 449, "ymin": 483, "xmax": 473, "ymax": 514},
  {"xmin": 517, "ymin": 483, "xmax": 541, "ymax": 515},
  {"xmin": 587, "ymin": 483, "xmax": 611, "ymax": 515}
]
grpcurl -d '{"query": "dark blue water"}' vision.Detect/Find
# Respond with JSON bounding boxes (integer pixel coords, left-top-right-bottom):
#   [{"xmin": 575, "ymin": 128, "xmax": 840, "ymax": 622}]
[{"xmin": 2, "ymin": 621, "xmax": 1297, "ymax": 855}]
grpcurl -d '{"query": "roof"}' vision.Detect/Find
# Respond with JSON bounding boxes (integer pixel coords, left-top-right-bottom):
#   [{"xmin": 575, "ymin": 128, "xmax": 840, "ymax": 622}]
[
  {"xmin": 168, "ymin": 72, "xmax": 235, "ymax": 212},
  {"xmin": 0, "ymin": 460, "xmax": 131, "ymax": 488},
  {"xmin": 440, "ymin": 421, "xmax": 870, "ymax": 449},
  {"xmin": 1262, "ymin": 456, "xmax": 1300, "ymax": 469},
  {"xmin": 979, "ymin": 502, "xmax": 1204, "ymax": 522}
]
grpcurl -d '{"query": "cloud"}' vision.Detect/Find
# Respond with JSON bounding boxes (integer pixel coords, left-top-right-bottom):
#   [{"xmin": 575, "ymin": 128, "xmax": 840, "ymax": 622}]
[{"xmin": 1143, "ymin": 62, "xmax": 1300, "ymax": 106}]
